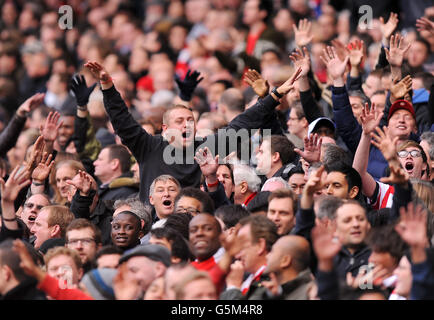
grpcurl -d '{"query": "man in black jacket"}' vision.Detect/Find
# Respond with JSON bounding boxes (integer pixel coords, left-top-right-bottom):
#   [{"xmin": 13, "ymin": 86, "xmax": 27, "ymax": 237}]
[
  {"xmin": 84, "ymin": 61, "xmax": 301, "ymax": 204},
  {"xmin": 0, "ymin": 239, "xmax": 46, "ymax": 300},
  {"xmin": 93, "ymin": 144, "xmax": 138, "ymax": 202}
]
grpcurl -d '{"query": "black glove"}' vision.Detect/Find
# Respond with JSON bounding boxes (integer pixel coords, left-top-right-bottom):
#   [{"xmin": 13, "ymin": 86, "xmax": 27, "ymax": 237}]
[
  {"xmin": 175, "ymin": 69, "xmax": 203, "ymax": 101},
  {"xmin": 70, "ymin": 74, "xmax": 97, "ymax": 107}
]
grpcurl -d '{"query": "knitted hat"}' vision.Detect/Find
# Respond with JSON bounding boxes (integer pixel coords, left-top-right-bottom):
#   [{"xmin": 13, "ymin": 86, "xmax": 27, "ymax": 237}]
[{"xmin": 80, "ymin": 268, "xmax": 117, "ymax": 300}]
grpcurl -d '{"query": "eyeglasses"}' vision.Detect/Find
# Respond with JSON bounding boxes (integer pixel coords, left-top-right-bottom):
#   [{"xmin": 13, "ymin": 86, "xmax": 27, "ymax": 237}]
[
  {"xmin": 67, "ymin": 238, "xmax": 96, "ymax": 246},
  {"xmin": 397, "ymin": 150, "xmax": 422, "ymax": 158},
  {"xmin": 24, "ymin": 203, "xmax": 45, "ymax": 210},
  {"xmin": 175, "ymin": 207, "xmax": 201, "ymax": 215}
]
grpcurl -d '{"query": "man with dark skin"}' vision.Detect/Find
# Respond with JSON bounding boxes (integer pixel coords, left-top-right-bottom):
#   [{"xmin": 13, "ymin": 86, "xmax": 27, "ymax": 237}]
[
  {"xmin": 110, "ymin": 211, "xmax": 141, "ymax": 252},
  {"xmin": 189, "ymin": 213, "xmax": 226, "ymax": 293}
]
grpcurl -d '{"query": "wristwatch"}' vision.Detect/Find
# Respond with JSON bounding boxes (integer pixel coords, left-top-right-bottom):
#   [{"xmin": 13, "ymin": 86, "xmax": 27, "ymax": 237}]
[{"xmin": 271, "ymin": 87, "xmax": 283, "ymax": 99}]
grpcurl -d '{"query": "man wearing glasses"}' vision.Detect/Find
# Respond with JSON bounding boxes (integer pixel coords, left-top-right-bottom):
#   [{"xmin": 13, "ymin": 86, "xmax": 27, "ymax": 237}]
[
  {"xmin": 174, "ymin": 187, "xmax": 215, "ymax": 216},
  {"xmin": 65, "ymin": 219, "xmax": 102, "ymax": 273}
]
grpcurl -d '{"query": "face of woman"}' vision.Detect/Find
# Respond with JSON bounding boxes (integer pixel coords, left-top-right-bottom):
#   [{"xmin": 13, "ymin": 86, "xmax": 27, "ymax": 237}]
[{"xmin": 111, "ymin": 213, "xmax": 141, "ymax": 249}]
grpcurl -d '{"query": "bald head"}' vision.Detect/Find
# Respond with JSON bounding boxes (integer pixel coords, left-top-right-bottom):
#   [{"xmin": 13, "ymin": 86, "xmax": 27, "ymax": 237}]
[
  {"xmin": 267, "ymin": 235, "xmax": 310, "ymax": 274},
  {"xmin": 219, "ymin": 88, "xmax": 245, "ymax": 113}
]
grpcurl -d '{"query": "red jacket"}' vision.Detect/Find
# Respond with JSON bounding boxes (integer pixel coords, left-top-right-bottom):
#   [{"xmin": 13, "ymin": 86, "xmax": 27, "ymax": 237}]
[{"xmin": 37, "ymin": 274, "xmax": 93, "ymax": 300}]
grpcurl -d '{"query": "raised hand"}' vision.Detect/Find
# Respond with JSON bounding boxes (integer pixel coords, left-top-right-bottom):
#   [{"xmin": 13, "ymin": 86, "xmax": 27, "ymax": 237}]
[
  {"xmin": 371, "ymin": 126, "xmax": 399, "ymax": 162},
  {"xmin": 66, "ymin": 170, "xmax": 93, "ymax": 196},
  {"xmin": 0, "ymin": 165, "xmax": 31, "ymax": 203},
  {"xmin": 293, "ymin": 19, "xmax": 313, "ymax": 47},
  {"xmin": 289, "ymin": 47, "xmax": 311, "ymax": 77},
  {"xmin": 40, "ymin": 111, "xmax": 63, "ymax": 143},
  {"xmin": 348, "ymin": 40, "xmax": 364, "ymax": 68},
  {"xmin": 294, "ymin": 133, "xmax": 322, "ymax": 164},
  {"xmin": 390, "ymin": 75, "xmax": 412, "ymax": 103},
  {"xmin": 395, "ymin": 202, "xmax": 428, "ymax": 248},
  {"xmin": 261, "ymin": 273, "xmax": 280, "ymax": 297},
  {"xmin": 225, "ymin": 260, "xmax": 245, "ymax": 288},
  {"xmin": 194, "ymin": 147, "xmax": 220, "ymax": 178},
  {"xmin": 219, "ymin": 224, "xmax": 242, "ymax": 257},
  {"xmin": 84, "ymin": 61, "xmax": 111, "ymax": 83},
  {"xmin": 32, "ymin": 152, "xmax": 54, "ymax": 182},
  {"xmin": 380, "ymin": 162, "xmax": 409, "ymax": 185},
  {"xmin": 360, "ymin": 103, "xmax": 383, "ymax": 135},
  {"xmin": 24, "ymin": 135, "xmax": 45, "ymax": 175},
  {"xmin": 385, "ymin": 34, "xmax": 411, "ymax": 68},
  {"xmin": 175, "ymin": 69, "xmax": 204, "ymax": 101},
  {"xmin": 276, "ymin": 67, "xmax": 302, "ymax": 95},
  {"xmin": 70, "ymin": 74, "xmax": 97, "ymax": 107},
  {"xmin": 331, "ymin": 39, "xmax": 350, "ymax": 62},
  {"xmin": 243, "ymin": 69, "xmax": 270, "ymax": 98},
  {"xmin": 379, "ymin": 13, "xmax": 399, "ymax": 40},
  {"xmin": 311, "ymin": 223, "xmax": 341, "ymax": 270},
  {"xmin": 16, "ymin": 92, "xmax": 45, "ymax": 118},
  {"xmin": 303, "ymin": 165, "xmax": 325, "ymax": 196},
  {"xmin": 320, "ymin": 46, "xmax": 349, "ymax": 82},
  {"xmin": 416, "ymin": 17, "xmax": 434, "ymax": 35}
]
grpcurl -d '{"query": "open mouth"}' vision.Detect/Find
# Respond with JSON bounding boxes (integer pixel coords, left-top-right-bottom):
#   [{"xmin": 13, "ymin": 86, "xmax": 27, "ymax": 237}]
[
  {"xmin": 28, "ymin": 216, "xmax": 36, "ymax": 222},
  {"xmin": 405, "ymin": 162, "xmax": 414, "ymax": 171},
  {"xmin": 163, "ymin": 200, "xmax": 172, "ymax": 207},
  {"xmin": 182, "ymin": 131, "xmax": 192, "ymax": 139},
  {"xmin": 397, "ymin": 125, "xmax": 407, "ymax": 130}
]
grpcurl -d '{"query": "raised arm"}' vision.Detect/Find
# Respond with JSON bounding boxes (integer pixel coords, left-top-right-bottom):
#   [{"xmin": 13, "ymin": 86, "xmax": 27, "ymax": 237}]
[
  {"xmin": 294, "ymin": 133, "xmax": 322, "ymax": 165},
  {"xmin": 70, "ymin": 74, "xmax": 101, "ymax": 158},
  {"xmin": 39, "ymin": 111, "xmax": 62, "ymax": 156},
  {"xmin": 395, "ymin": 203, "xmax": 434, "ymax": 300},
  {"xmin": 0, "ymin": 165, "xmax": 31, "ymax": 232},
  {"xmin": 323, "ymin": 46, "xmax": 362, "ymax": 153},
  {"xmin": 385, "ymin": 34, "xmax": 411, "ymax": 82},
  {"xmin": 293, "ymin": 19, "xmax": 313, "ymax": 48},
  {"xmin": 290, "ymin": 47, "xmax": 323, "ymax": 122},
  {"xmin": 174, "ymin": 69, "xmax": 203, "ymax": 106},
  {"xmin": 293, "ymin": 165, "xmax": 325, "ymax": 239},
  {"xmin": 352, "ymin": 103, "xmax": 384, "ymax": 198},
  {"xmin": 226, "ymin": 67, "xmax": 302, "ymax": 133},
  {"xmin": 311, "ymin": 223, "xmax": 342, "ymax": 300},
  {"xmin": 379, "ymin": 12, "xmax": 399, "ymax": 47},
  {"xmin": 0, "ymin": 93, "xmax": 45, "ymax": 157},
  {"xmin": 84, "ymin": 61, "xmax": 154, "ymax": 159},
  {"xmin": 348, "ymin": 40, "xmax": 364, "ymax": 82}
]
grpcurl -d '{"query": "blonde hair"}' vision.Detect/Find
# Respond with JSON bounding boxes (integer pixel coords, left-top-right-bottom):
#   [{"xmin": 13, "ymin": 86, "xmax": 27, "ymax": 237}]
[{"xmin": 44, "ymin": 246, "xmax": 82, "ymax": 270}]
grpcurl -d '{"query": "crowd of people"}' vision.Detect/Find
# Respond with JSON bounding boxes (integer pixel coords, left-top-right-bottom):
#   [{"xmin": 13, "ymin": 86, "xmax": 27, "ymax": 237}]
[{"xmin": 0, "ymin": 0, "xmax": 433, "ymax": 301}]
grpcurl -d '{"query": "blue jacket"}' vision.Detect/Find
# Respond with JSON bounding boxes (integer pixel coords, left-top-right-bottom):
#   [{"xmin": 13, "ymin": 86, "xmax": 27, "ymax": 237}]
[
  {"xmin": 410, "ymin": 249, "xmax": 434, "ymax": 300},
  {"xmin": 332, "ymin": 85, "xmax": 389, "ymax": 180}
]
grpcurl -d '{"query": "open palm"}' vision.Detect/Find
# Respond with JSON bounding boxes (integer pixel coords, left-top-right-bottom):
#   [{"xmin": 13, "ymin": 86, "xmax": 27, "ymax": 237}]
[
  {"xmin": 320, "ymin": 46, "xmax": 349, "ymax": 80},
  {"xmin": 395, "ymin": 203, "xmax": 428, "ymax": 248},
  {"xmin": 385, "ymin": 34, "xmax": 411, "ymax": 68},
  {"xmin": 289, "ymin": 47, "xmax": 311, "ymax": 77}
]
